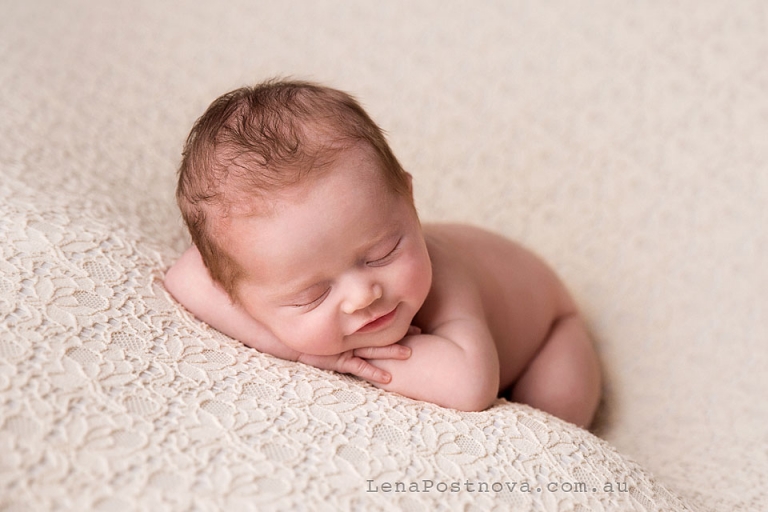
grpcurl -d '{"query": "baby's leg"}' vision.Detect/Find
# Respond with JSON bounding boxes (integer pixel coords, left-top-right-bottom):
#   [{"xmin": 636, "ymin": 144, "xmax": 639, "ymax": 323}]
[{"xmin": 510, "ymin": 314, "xmax": 601, "ymax": 428}]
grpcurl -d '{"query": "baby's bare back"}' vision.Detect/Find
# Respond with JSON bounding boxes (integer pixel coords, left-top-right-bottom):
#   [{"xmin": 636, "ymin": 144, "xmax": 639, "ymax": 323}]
[{"xmin": 421, "ymin": 223, "xmax": 577, "ymax": 392}]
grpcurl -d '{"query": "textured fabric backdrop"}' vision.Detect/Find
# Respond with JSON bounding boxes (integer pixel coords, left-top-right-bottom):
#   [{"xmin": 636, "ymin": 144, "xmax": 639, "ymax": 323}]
[{"xmin": 1, "ymin": 1, "xmax": 767, "ymax": 510}]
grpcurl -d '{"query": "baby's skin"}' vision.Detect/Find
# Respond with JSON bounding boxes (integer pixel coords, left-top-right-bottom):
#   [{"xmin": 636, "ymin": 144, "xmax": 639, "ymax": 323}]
[{"xmin": 165, "ymin": 145, "xmax": 601, "ymax": 427}]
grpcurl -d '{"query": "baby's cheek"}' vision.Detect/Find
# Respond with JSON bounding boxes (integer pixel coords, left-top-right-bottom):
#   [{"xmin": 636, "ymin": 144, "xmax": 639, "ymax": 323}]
[
  {"xmin": 287, "ymin": 317, "xmax": 344, "ymax": 356},
  {"xmin": 399, "ymin": 254, "xmax": 431, "ymax": 299},
  {"xmin": 269, "ymin": 317, "xmax": 308, "ymax": 352}
]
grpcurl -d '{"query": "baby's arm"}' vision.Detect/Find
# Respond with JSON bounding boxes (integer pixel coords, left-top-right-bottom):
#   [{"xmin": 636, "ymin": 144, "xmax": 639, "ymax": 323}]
[
  {"xmin": 164, "ymin": 246, "xmax": 408, "ymax": 383},
  {"xmin": 370, "ymin": 315, "xmax": 501, "ymax": 412}
]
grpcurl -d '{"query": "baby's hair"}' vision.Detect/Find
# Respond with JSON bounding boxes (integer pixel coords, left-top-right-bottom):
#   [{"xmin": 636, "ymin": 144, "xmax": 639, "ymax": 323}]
[{"xmin": 176, "ymin": 78, "xmax": 411, "ymax": 298}]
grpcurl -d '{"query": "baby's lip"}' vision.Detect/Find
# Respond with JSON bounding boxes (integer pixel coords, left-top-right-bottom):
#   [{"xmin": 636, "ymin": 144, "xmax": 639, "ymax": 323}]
[{"xmin": 355, "ymin": 305, "xmax": 398, "ymax": 334}]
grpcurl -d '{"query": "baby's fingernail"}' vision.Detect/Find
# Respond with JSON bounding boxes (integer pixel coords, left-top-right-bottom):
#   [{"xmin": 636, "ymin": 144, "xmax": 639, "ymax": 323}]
[{"xmin": 401, "ymin": 346, "xmax": 412, "ymax": 357}]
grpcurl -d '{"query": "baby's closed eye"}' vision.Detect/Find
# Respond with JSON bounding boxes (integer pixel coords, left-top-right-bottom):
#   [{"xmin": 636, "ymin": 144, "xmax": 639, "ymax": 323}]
[
  {"xmin": 367, "ymin": 237, "xmax": 401, "ymax": 267},
  {"xmin": 289, "ymin": 287, "xmax": 331, "ymax": 309}
]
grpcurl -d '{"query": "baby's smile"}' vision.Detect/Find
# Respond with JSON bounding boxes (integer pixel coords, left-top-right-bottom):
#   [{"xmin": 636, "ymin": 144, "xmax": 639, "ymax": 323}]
[{"xmin": 353, "ymin": 303, "xmax": 400, "ymax": 334}]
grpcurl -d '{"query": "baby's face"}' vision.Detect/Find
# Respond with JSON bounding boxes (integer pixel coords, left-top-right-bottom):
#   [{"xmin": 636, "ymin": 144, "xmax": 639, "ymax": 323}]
[{"xmin": 220, "ymin": 146, "xmax": 432, "ymax": 356}]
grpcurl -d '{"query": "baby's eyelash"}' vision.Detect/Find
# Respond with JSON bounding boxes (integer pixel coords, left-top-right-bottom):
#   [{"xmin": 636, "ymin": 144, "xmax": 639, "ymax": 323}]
[
  {"xmin": 291, "ymin": 288, "xmax": 330, "ymax": 308},
  {"xmin": 369, "ymin": 237, "xmax": 402, "ymax": 266}
]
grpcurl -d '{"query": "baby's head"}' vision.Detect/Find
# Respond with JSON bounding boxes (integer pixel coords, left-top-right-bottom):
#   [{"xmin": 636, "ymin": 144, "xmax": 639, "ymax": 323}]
[
  {"xmin": 177, "ymin": 80, "xmax": 432, "ymax": 355},
  {"xmin": 177, "ymin": 79, "xmax": 413, "ymax": 298}
]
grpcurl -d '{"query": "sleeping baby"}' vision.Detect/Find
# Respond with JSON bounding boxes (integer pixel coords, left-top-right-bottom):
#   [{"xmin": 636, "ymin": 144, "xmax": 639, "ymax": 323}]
[{"xmin": 164, "ymin": 79, "xmax": 601, "ymax": 428}]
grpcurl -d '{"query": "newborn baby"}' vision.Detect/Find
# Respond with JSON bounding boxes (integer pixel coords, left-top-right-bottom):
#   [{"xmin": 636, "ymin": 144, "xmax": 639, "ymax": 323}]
[{"xmin": 164, "ymin": 79, "xmax": 601, "ymax": 427}]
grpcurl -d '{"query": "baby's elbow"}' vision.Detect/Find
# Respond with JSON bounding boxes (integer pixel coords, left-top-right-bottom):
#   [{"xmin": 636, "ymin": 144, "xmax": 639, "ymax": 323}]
[
  {"xmin": 164, "ymin": 246, "xmax": 206, "ymax": 302},
  {"xmin": 447, "ymin": 393, "xmax": 496, "ymax": 413},
  {"xmin": 163, "ymin": 262, "xmax": 187, "ymax": 303},
  {"xmin": 163, "ymin": 264, "xmax": 181, "ymax": 299},
  {"xmin": 444, "ymin": 375, "xmax": 498, "ymax": 412}
]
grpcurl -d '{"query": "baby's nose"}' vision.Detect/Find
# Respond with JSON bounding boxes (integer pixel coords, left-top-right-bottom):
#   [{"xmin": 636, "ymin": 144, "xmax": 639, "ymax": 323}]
[{"xmin": 341, "ymin": 282, "xmax": 383, "ymax": 315}]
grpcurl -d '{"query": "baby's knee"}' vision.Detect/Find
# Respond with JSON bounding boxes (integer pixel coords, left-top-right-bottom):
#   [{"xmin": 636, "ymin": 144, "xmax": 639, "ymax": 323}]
[
  {"xmin": 511, "ymin": 351, "xmax": 601, "ymax": 428},
  {"xmin": 541, "ymin": 381, "xmax": 600, "ymax": 428}
]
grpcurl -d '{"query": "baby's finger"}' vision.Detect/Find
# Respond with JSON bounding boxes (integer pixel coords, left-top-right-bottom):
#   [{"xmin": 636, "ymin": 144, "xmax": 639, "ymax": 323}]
[
  {"xmin": 407, "ymin": 325, "xmax": 422, "ymax": 336},
  {"xmin": 344, "ymin": 356, "xmax": 392, "ymax": 384},
  {"xmin": 354, "ymin": 344, "xmax": 411, "ymax": 360}
]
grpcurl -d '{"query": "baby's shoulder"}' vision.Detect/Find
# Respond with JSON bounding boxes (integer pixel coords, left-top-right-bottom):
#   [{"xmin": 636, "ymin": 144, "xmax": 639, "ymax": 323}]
[
  {"xmin": 416, "ymin": 224, "xmax": 487, "ymax": 327},
  {"xmin": 420, "ymin": 223, "xmax": 505, "ymax": 302},
  {"xmin": 421, "ymin": 222, "xmax": 479, "ymax": 266},
  {"xmin": 422, "ymin": 222, "xmax": 520, "ymax": 261},
  {"xmin": 420, "ymin": 222, "xmax": 556, "ymax": 302},
  {"xmin": 421, "ymin": 222, "xmax": 574, "ymax": 318}
]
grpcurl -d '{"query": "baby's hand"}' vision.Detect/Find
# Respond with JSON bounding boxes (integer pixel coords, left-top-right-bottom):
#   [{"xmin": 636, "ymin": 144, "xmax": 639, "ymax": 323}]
[{"xmin": 297, "ymin": 326, "xmax": 420, "ymax": 384}]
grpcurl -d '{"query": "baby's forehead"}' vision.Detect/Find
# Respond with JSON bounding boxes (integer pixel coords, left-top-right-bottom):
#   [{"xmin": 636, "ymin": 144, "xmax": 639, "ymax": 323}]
[
  {"xmin": 223, "ymin": 151, "xmax": 389, "ymax": 202},
  {"xmin": 207, "ymin": 182, "xmax": 317, "ymax": 241},
  {"xmin": 211, "ymin": 164, "xmax": 398, "ymax": 231}
]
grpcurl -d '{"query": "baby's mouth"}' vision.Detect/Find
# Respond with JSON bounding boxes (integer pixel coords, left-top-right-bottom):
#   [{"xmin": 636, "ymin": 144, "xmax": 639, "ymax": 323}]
[{"xmin": 355, "ymin": 305, "xmax": 399, "ymax": 334}]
